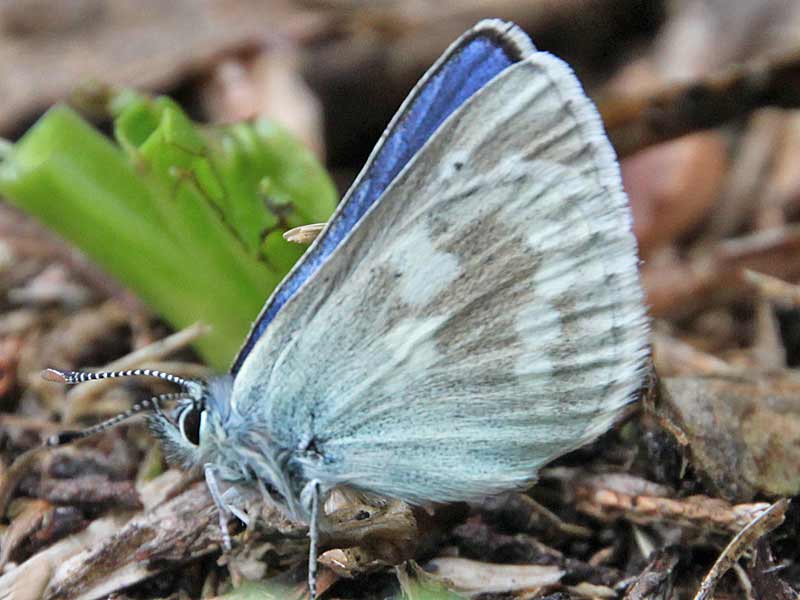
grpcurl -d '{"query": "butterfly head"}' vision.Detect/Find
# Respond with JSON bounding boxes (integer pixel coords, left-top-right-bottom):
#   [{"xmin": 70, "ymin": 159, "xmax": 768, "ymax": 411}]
[
  {"xmin": 144, "ymin": 375, "xmax": 231, "ymax": 471},
  {"xmin": 42, "ymin": 367, "xmax": 233, "ymax": 470},
  {"xmin": 42, "ymin": 367, "xmax": 306, "ymax": 521}
]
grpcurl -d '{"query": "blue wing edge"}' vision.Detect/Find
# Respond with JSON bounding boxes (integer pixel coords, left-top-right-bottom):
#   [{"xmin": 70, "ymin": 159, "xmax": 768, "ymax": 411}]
[{"xmin": 231, "ymin": 19, "xmax": 536, "ymax": 374}]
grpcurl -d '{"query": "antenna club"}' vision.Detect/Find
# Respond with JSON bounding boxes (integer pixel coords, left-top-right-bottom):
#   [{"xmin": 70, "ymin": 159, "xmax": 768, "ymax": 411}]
[{"xmin": 41, "ymin": 368, "xmax": 69, "ymax": 383}]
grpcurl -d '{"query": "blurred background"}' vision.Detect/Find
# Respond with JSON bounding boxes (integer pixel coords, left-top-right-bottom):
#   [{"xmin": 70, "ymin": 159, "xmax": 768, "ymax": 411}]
[{"xmin": 1, "ymin": 1, "xmax": 800, "ymax": 599}]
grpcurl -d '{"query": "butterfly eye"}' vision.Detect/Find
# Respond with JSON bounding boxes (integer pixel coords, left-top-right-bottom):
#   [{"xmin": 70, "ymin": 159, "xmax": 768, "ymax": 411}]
[{"xmin": 178, "ymin": 403, "xmax": 203, "ymax": 446}]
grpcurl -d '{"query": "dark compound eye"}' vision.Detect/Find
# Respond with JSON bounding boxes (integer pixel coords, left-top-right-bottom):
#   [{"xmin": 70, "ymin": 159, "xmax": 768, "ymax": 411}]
[{"xmin": 178, "ymin": 404, "xmax": 202, "ymax": 446}]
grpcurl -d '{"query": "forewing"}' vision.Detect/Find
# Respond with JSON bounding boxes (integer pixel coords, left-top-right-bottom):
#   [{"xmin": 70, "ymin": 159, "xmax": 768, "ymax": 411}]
[
  {"xmin": 233, "ymin": 53, "xmax": 649, "ymax": 504},
  {"xmin": 231, "ymin": 19, "xmax": 535, "ymax": 373}
]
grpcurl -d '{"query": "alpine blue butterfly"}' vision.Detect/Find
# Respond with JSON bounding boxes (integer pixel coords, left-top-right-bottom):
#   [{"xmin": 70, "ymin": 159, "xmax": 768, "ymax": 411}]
[{"xmin": 44, "ymin": 18, "xmax": 649, "ymax": 598}]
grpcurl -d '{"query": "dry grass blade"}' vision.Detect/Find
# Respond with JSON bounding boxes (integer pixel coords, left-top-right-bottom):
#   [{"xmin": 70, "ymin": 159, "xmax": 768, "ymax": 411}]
[
  {"xmin": 516, "ymin": 494, "xmax": 593, "ymax": 539},
  {"xmin": 743, "ymin": 269, "xmax": 800, "ymax": 307},
  {"xmin": 692, "ymin": 499, "xmax": 790, "ymax": 600},
  {"xmin": 651, "ymin": 331, "xmax": 740, "ymax": 377},
  {"xmin": 643, "ymin": 225, "xmax": 800, "ymax": 318}
]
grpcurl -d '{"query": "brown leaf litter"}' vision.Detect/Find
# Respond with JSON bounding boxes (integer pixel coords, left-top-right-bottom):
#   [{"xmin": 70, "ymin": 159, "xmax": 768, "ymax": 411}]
[{"xmin": 2, "ymin": 1, "xmax": 800, "ymax": 598}]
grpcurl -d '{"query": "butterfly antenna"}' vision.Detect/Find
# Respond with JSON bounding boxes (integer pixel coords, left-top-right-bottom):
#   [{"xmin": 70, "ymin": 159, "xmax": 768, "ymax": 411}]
[
  {"xmin": 44, "ymin": 392, "xmax": 187, "ymax": 448},
  {"xmin": 41, "ymin": 367, "xmax": 205, "ymax": 447},
  {"xmin": 42, "ymin": 367, "xmax": 197, "ymax": 390}
]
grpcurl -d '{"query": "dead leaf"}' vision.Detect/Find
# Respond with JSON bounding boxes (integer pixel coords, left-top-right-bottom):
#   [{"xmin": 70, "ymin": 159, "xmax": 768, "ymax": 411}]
[
  {"xmin": 425, "ymin": 557, "xmax": 564, "ymax": 595},
  {"xmin": 659, "ymin": 375, "xmax": 800, "ymax": 500}
]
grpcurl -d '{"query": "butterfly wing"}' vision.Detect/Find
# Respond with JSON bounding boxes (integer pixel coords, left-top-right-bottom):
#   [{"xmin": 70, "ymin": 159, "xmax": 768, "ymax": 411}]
[
  {"xmin": 231, "ymin": 19, "xmax": 535, "ymax": 374},
  {"xmin": 232, "ymin": 51, "xmax": 649, "ymax": 504}
]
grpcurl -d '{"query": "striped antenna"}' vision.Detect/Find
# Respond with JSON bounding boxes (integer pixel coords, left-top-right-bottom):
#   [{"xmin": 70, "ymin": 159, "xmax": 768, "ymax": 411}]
[
  {"xmin": 44, "ymin": 392, "xmax": 187, "ymax": 447},
  {"xmin": 42, "ymin": 367, "xmax": 196, "ymax": 390}
]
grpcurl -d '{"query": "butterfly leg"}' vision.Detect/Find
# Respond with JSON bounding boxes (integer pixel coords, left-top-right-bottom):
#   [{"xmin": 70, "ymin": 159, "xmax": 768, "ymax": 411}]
[
  {"xmin": 305, "ymin": 479, "xmax": 322, "ymax": 599},
  {"xmin": 204, "ymin": 464, "xmax": 233, "ymax": 551}
]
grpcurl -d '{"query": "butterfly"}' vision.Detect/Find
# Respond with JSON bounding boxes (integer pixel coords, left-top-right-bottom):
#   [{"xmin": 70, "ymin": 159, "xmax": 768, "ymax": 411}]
[{"xmin": 44, "ymin": 18, "xmax": 649, "ymax": 598}]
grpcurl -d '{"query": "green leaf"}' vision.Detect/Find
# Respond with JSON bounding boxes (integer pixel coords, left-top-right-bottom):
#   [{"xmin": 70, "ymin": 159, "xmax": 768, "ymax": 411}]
[
  {"xmin": 0, "ymin": 94, "xmax": 337, "ymax": 369},
  {"xmin": 397, "ymin": 582, "xmax": 464, "ymax": 600},
  {"xmin": 395, "ymin": 561, "xmax": 465, "ymax": 600}
]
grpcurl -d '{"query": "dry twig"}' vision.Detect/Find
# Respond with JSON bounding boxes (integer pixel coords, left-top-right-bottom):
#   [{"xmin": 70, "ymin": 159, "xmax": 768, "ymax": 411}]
[
  {"xmin": 567, "ymin": 472, "xmax": 771, "ymax": 533},
  {"xmin": 602, "ymin": 47, "xmax": 800, "ymax": 157},
  {"xmin": 743, "ymin": 269, "xmax": 800, "ymax": 307},
  {"xmin": 693, "ymin": 499, "xmax": 789, "ymax": 600},
  {"xmin": 643, "ymin": 225, "xmax": 800, "ymax": 318}
]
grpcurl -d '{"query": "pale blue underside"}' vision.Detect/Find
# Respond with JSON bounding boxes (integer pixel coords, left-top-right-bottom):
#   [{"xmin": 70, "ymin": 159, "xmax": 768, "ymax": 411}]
[{"xmin": 220, "ymin": 45, "xmax": 650, "ymax": 508}]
